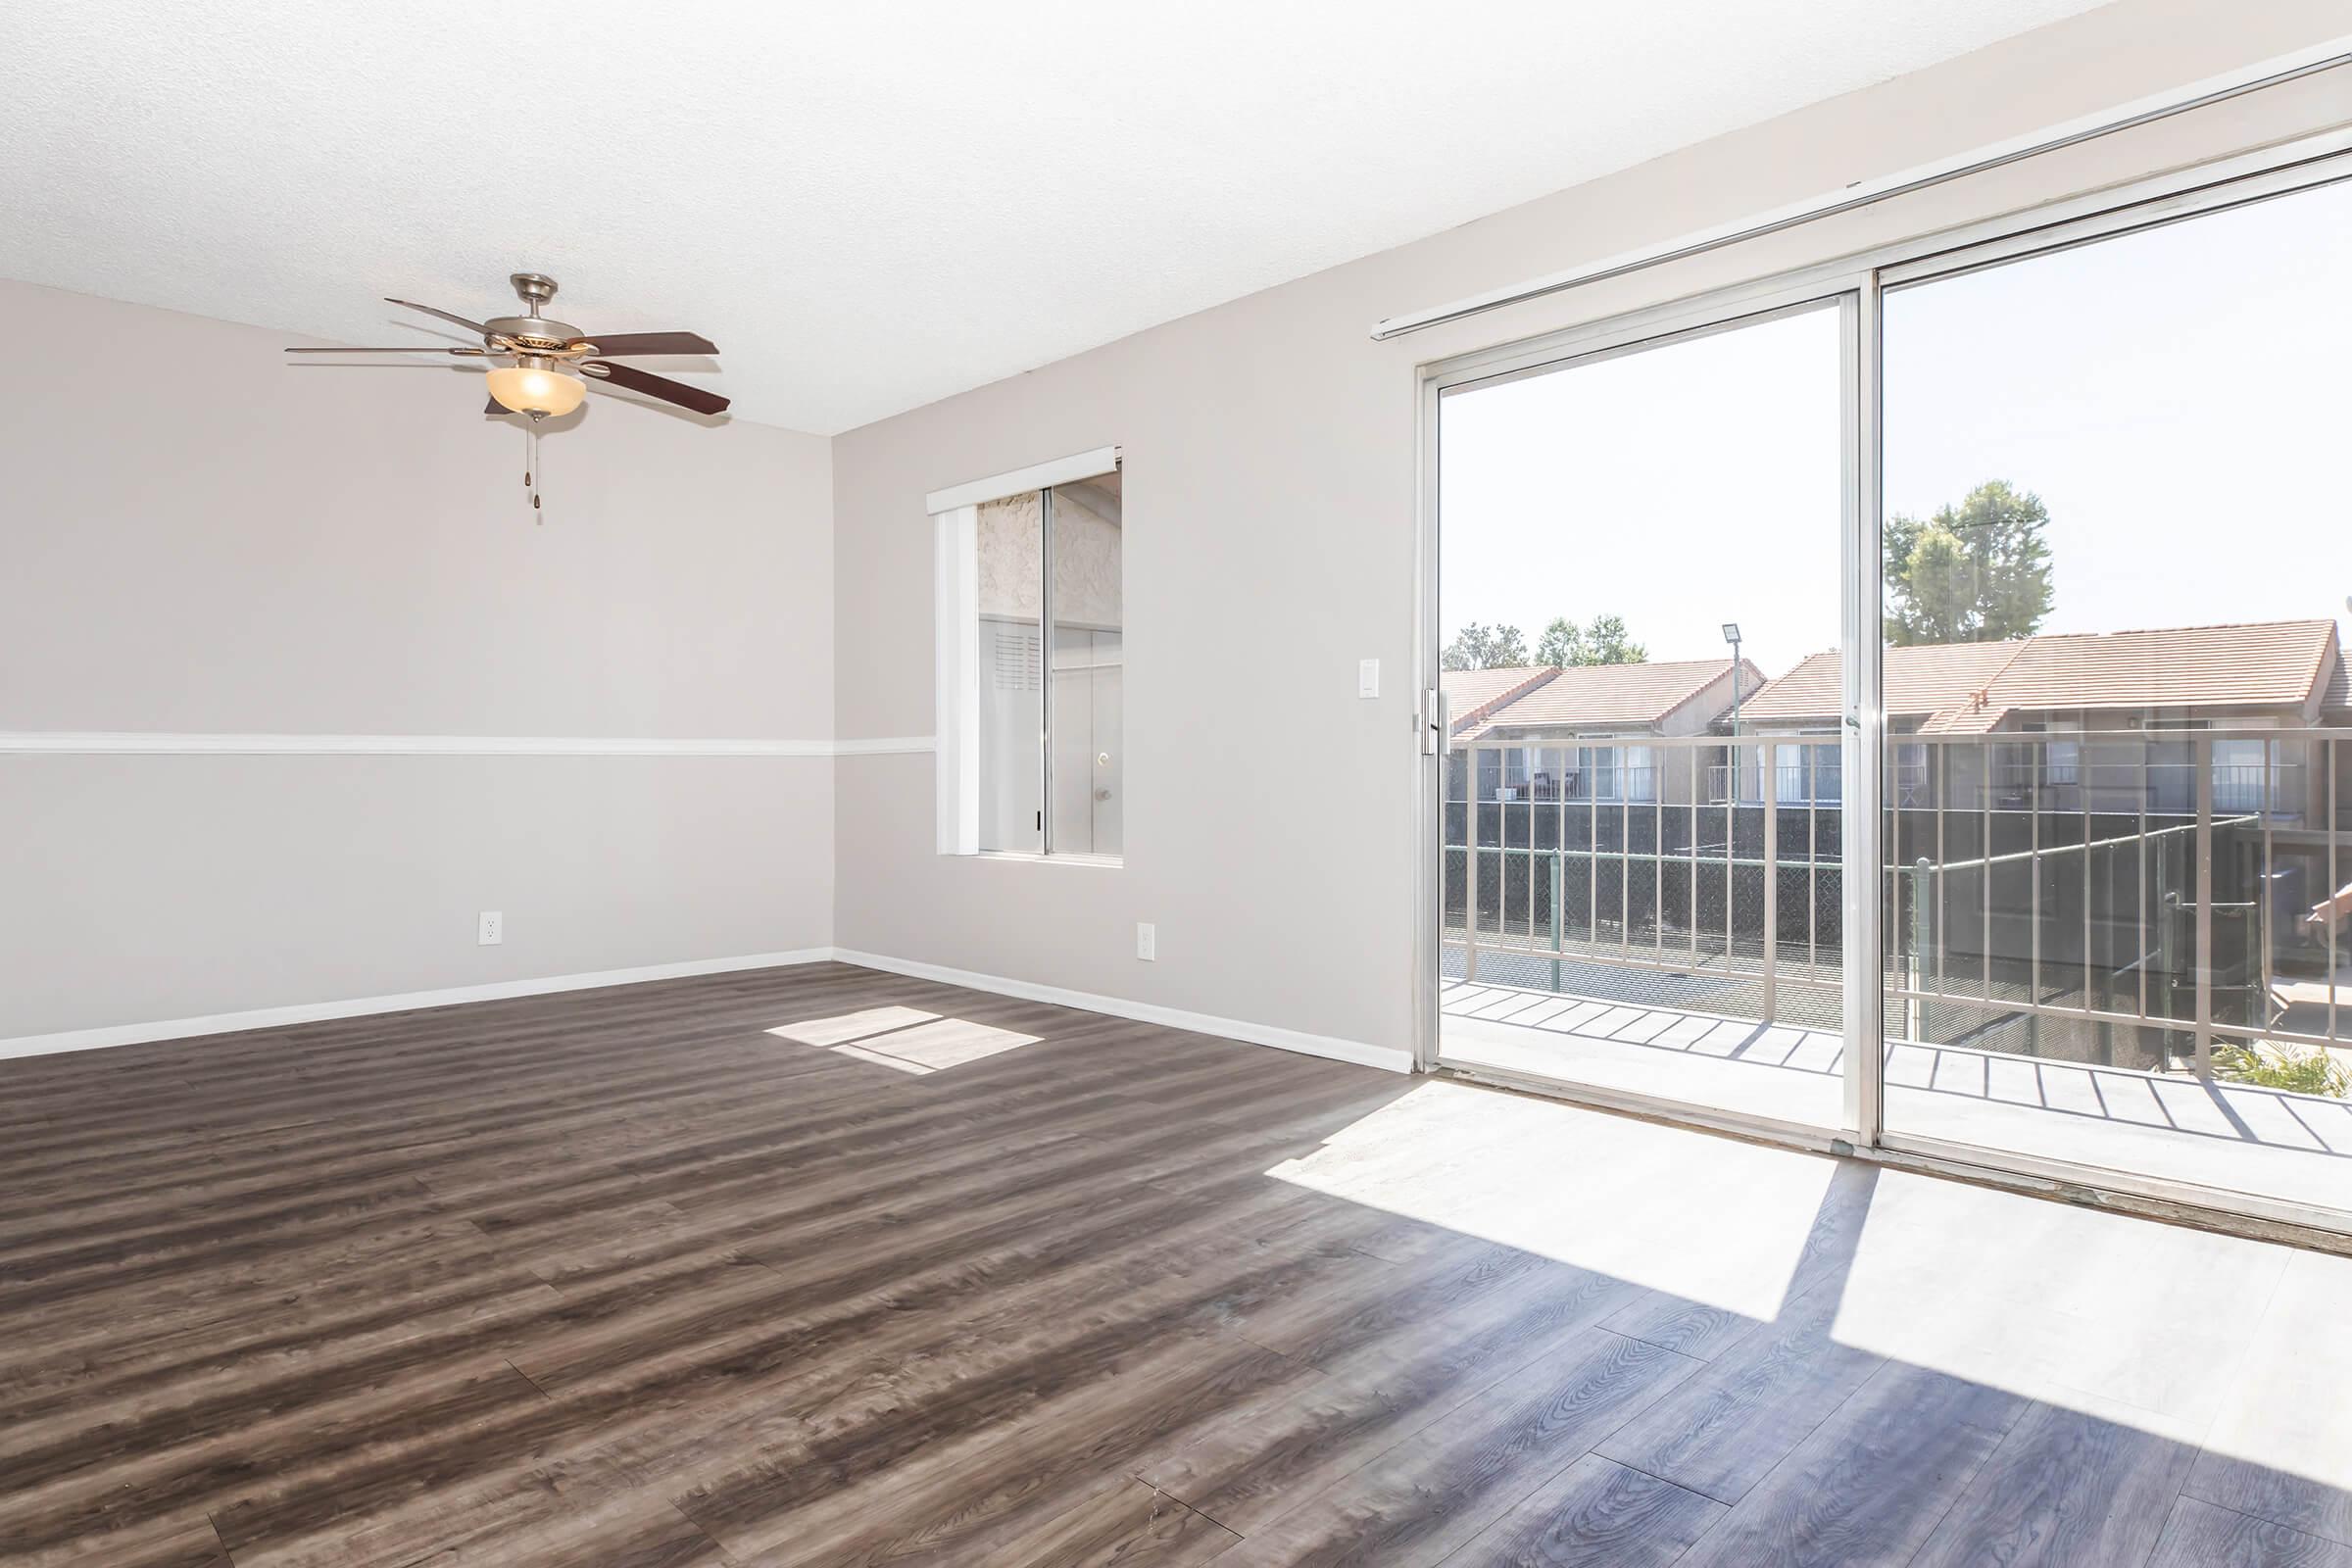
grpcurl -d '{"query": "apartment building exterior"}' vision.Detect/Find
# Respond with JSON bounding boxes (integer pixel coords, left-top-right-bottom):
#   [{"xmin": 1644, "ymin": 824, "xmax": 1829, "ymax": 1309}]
[{"xmin": 1442, "ymin": 657, "xmax": 1763, "ymax": 806}]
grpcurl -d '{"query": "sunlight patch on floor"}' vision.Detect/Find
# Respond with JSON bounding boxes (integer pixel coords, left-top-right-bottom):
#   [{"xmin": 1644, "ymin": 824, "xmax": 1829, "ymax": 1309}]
[
  {"xmin": 1267, "ymin": 1075, "xmax": 2351, "ymax": 1495},
  {"xmin": 1822, "ymin": 1170, "xmax": 2352, "ymax": 1494},
  {"xmin": 766, "ymin": 1010, "xmax": 1041, "ymax": 1075},
  {"xmin": 1824, "ymin": 1168, "xmax": 2286, "ymax": 1439},
  {"xmin": 767, "ymin": 1006, "xmax": 939, "ymax": 1046},
  {"xmin": 2193, "ymin": 1248, "xmax": 2352, "ymax": 1487},
  {"xmin": 1263, "ymin": 1079, "xmax": 1832, "ymax": 1320}
]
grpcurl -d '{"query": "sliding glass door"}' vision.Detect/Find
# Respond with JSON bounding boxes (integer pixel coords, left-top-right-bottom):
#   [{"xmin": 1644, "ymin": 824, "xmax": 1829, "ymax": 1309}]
[
  {"xmin": 1425, "ymin": 140, "xmax": 2352, "ymax": 1235},
  {"xmin": 1434, "ymin": 294, "xmax": 1858, "ymax": 1133},
  {"xmin": 1876, "ymin": 172, "xmax": 2352, "ymax": 1223}
]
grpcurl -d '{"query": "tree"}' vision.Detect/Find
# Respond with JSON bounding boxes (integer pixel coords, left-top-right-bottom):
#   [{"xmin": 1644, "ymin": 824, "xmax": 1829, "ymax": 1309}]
[
  {"xmin": 1885, "ymin": 480, "xmax": 2054, "ymax": 646},
  {"xmin": 1442, "ymin": 622, "xmax": 1529, "ymax": 670},
  {"xmin": 1534, "ymin": 617, "xmax": 1585, "ymax": 667},
  {"xmin": 1536, "ymin": 612, "xmax": 1647, "ymax": 667},
  {"xmin": 1578, "ymin": 613, "xmax": 1646, "ymax": 665}
]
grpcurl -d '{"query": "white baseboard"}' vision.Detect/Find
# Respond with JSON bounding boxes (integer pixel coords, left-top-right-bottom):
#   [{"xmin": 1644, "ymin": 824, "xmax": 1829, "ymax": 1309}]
[
  {"xmin": 0, "ymin": 949, "xmax": 835, "ymax": 1059},
  {"xmin": 829, "ymin": 949, "xmax": 1412, "ymax": 1074},
  {"xmin": 0, "ymin": 944, "xmax": 1410, "ymax": 1077}
]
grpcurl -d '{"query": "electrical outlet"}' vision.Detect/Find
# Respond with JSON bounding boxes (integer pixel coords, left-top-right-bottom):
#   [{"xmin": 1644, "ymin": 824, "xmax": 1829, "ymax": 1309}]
[
  {"xmin": 478, "ymin": 910, "xmax": 504, "ymax": 946},
  {"xmin": 1136, "ymin": 922, "xmax": 1156, "ymax": 961}
]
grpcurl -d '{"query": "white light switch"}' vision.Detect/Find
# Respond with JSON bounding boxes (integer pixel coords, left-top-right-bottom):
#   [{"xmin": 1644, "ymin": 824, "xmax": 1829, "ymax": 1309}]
[
  {"xmin": 478, "ymin": 910, "xmax": 504, "ymax": 946},
  {"xmin": 1358, "ymin": 658, "xmax": 1381, "ymax": 698},
  {"xmin": 1136, "ymin": 922, "xmax": 1156, "ymax": 961}
]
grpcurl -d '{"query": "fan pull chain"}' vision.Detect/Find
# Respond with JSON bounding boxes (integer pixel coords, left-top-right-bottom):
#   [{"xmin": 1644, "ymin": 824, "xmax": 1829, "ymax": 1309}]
[{"xmin": 524, "ymin": 421, "xmax": 543, "ymax": 523}]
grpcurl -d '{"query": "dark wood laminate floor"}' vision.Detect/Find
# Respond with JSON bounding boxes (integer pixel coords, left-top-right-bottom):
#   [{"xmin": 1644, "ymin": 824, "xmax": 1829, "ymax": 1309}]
[{"xmin": 3, "ymin": 961, "xmax": 2346, "ymax": 1566}]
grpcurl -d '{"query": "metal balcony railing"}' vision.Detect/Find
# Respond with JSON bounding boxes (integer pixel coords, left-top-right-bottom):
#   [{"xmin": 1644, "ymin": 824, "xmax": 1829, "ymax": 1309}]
[{"xmin": 1445, "ymin": 727, "xmax": 2352, "ymax": 1079}]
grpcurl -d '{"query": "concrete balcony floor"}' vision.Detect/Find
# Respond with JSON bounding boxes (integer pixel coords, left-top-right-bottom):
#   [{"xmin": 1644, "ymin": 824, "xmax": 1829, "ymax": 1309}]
[{"xmin": 1442, "ymin": 975, "xmax": 2352, "ymax": 1220}]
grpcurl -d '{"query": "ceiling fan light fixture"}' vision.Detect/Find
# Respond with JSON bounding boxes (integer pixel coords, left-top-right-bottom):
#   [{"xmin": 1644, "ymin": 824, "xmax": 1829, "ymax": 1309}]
[{"xmin": 485, "ymin": 362, "xmax": 586, "ymax": 417}]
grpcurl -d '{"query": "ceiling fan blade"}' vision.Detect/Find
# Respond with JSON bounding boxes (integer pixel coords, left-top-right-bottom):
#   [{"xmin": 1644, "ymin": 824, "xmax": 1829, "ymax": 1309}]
[
  {"xmin": 486, "ymin": 395, "xmax": 506, "ymax": 416},
  {"xmin": 584, "ymin": 360, "xmax": 730, "ymax": 416},
  {"xmin": 285, "ymin": 345, "xmax": 482, "ymax": 354},
  {"xmin": 572, "ymin": 331, "xmax": 718, "ymax": 357},
  {"xmin": 385, "ymin": 297, "xmax": 492, "ymax": 336}
]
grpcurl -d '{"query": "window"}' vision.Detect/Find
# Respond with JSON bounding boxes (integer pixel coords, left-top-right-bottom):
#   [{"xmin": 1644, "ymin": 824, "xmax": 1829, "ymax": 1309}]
[
  {"xmin": 1892, "ymin": 738, "xmax": 1930, "ymax": 808},
  {"xmin": 932, "ymin": 449, "xmax": 1123, "ymax": 858},
  {"xmin": 1501, "ymin": 747, "xmax": 1531, "ymax": 798},
  {"xmin": 1621, "ymin": 745, "xmax": 1657, "ymax": 803},
  {"xmin": 2211, "ymin": 737, "xmax": 2280, "ymax": 814},
  {"xmin": 1776, "ymin": 737, "xmax": 1839, "ymax": 805},
  {"xmin": 1048, "ymin": 472, "xmax": 1124, "ymax": 856},
  {"xmin": 1585, "ymin": 745, "xmax": 1615, "ymax": 802},
  {"xmin": 2021, "ymin": 721, "xmax": 2080, "ymax": 793}
]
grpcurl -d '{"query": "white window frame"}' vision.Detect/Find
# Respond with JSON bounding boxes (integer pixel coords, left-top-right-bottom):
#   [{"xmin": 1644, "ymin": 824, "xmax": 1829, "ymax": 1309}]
[{"xmin": 930, "ymin": 447, "xmax": 1122, "ymax": 860}]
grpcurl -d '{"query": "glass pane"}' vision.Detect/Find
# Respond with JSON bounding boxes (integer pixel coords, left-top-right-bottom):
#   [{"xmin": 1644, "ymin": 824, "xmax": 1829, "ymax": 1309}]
[
  {"xmin": 1048, "ymin": 471, "xmax": 1123, "ymax": 856},
  {"xmin": 974, "ymin": 490, "xmax": 1043, "ymax": 853},
  {"xmin": 1437, "ymin": 302, "xmax": 1848, "ymax": 1129},
  {"xmin": 1882, "ymin": 178, "xmax": 2352, "ymax": 1219}
]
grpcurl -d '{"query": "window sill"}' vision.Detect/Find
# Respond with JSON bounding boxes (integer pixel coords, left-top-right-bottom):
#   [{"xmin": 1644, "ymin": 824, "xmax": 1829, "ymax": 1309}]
[{"xmin": 963, "ymin": 850, "xmax": 1124, "ymax": 868}]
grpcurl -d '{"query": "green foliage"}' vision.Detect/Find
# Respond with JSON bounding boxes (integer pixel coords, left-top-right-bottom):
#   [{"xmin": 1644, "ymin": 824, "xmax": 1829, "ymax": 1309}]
[
  {"xmin": 1446, "ymin": 614, "xmax": 1649, "ymax": 671},
  {"xmin": 1885, "ymin": 480, "xmax": 2055, "ymax": 646},
  {"xmin": 1442, "ymin": 621, "xmax": 1529, "ymax": 670},
  {"xmin": 1535, "ymin": 613, "xmax": 1648, "ymax": 668},
  {"xmin": 2211, "ymin": 1042, "xmax": 2351, "ymax": 1099}
]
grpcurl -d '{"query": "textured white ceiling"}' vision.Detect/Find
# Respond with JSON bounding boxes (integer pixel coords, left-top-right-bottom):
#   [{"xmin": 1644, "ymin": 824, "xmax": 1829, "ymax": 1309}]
[{"xmin": 0, "ymin": 1, "xmax": 2110, "ymax": 433}]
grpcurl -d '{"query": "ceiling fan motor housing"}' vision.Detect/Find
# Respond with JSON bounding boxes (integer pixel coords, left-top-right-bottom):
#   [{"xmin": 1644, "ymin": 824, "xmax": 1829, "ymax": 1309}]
[
  {"xmin": 486, "ymin": 273, "xmax": 581, "ymax": 351},
  {"xmin": 486, "ymin": 321, "xmax": 583, "ymax": 352}
]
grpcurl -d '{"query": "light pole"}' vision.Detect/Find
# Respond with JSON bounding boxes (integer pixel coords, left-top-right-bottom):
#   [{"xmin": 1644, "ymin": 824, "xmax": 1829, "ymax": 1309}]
[
  {"xmin": 1722, "ymin": 622, "xmax": 1743, "ymax": 733},
  {"xmin": 1723, "ymin": 621, "xmax": 1743, "ymax": 801}
]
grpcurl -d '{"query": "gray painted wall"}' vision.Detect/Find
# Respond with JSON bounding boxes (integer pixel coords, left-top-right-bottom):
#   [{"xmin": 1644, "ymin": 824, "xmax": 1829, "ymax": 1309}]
[
  {"xmin": 6, "ymin": 0, "xmax": 2344, "ymax": 1052},
  {"xmin": 1, "ymin": 281, "xmax": 836, "ymax": 1037},
  {"xmin": 827, "ymin": 0, "xmax": 2352, "ymax": 1058}
]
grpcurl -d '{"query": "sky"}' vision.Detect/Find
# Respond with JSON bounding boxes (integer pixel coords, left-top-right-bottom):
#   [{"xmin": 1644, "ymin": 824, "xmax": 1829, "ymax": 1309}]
[{"xmin": 1439, "ymin": 176, "xmax": 2352, "ymax": 682}]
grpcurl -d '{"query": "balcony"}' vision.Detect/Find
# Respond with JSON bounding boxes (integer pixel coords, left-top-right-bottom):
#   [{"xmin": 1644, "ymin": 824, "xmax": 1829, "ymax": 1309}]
[{"xmin": 1443, "ymin": 728, "xmax": 2352, "ymax": 1217}]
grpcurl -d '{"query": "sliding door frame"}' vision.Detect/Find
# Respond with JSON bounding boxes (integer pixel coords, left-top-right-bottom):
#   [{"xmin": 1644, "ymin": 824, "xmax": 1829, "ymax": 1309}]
[
  {"xmin": 1415, "ymin": 275, "xmax": 1874, "ymax": 1159},
  {"xmin": 1413, "ymin": 122, "xmax": 2352, "ymax": 1249},
  {"xmin": 1862, "ymin": 135, "xmax": 2352, "ymax": 1242}
]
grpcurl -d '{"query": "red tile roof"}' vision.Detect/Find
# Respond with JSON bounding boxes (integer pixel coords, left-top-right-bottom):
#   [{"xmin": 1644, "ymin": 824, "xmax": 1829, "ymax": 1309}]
[
  {"xmin": 1439, "ymin": 665, "xmax": 1560, "ymax": 734},
  {"xmin": 1740, "ymin": 642, "xmax": 2025, "ymax": 725},
  {"xmin": 1966, "ymin": 621, "xmax": 2337, "ymax": 717},
  {"xmin": 1742, "ymin": 620, "xmax": 2341, "ymax": 732},
  {"xmin": 1455, "ymin": 658, "xmax": 1761, "ymax": 739},
  {"xmin": 1450, "ymin": 623, "xmax": 2344, "ymax": 742}
]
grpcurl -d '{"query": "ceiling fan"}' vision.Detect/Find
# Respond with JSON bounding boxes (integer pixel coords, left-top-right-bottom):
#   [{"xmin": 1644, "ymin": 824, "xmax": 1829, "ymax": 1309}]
[
  {"xmin": 286, "ymin": 272, "xmax": 726, "ymax": 519},
  {"xmin": 285, "ymin": 271, "xmax": 728, "ymax": 418}
]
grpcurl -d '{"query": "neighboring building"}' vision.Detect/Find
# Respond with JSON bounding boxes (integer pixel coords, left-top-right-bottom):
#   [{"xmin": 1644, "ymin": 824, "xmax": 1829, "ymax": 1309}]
[
  {"xmin": 1443, "ymin": 622, "xmax": 2350, "ymax": 1068},
  {"xmin": 1440, "ymin": 664, "xmax": 1562, "ymax": 737},
  {"xmin": 2318, "ymin": 655, "xmax": 2352, "ymax": 935},
  {"xmin": 2322, "ymin": 649, "xmax": 2352, "ymax": 817},
  {"xmin": 1733, "ymin": 618, "xmax": 2348, "ymax": 1058},
  {"xmin": 1728, "ymin": 637, "xmax": 2030, "ymax": 805},
  {"xmin": 1446, "ymin": 658, "xmax": 1764, "ymax": 804},
  {"xmin": 1740, "ymin": 619, "xmax": 2347, "ymax": 817},
  {"xmin": 1736, "ymin": 639, "xmax": 2027, "ymax": 728}
]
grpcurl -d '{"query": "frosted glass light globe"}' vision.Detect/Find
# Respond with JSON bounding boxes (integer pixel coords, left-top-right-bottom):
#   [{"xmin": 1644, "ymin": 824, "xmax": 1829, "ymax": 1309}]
[{"xmin": 486, "ymin": 364, "xmax": 587, "ymax": 416}]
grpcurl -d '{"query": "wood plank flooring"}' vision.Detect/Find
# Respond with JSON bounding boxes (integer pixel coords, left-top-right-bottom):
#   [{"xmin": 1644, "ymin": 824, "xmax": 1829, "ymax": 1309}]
[{"xmin": 2, "ymin": 960, "xmax": 2347, "ymax": 1566}]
